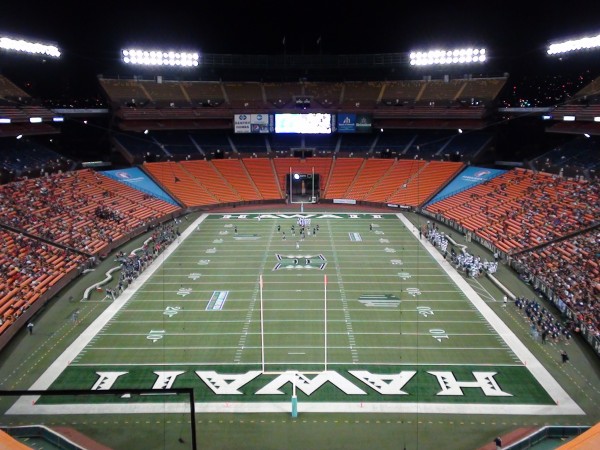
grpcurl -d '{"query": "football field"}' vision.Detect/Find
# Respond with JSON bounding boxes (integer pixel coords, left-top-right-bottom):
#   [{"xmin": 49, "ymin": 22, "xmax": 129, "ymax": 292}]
[{"xmin": 7, "ymin": 212, "xmax": 583, "ymax": 416}]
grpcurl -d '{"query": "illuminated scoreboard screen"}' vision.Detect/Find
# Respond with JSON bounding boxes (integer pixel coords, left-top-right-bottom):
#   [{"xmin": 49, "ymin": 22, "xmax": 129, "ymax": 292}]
[
  {"xmin": 274, "ymin": 113, "xmax": 333, "ymax": 134},
  {"xmin": 233, "ymin": 113, "xmax": 371, "ymax": 134}
]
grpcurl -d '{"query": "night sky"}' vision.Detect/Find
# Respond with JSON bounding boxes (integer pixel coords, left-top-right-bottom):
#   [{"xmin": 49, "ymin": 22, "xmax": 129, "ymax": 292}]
[{"xmin": 1, "ymin": 1, "xmax": 600, "ymax": 97}]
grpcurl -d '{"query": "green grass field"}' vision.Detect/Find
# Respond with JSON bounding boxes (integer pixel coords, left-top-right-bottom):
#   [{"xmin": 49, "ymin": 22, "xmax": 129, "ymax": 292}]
[
  {"xmin": 11, "ymin": 212, "xmax": 581, "ymax": 419},
  {"xmin": 2, "ymin": 211, "xmax": 598, "ymax": 450}
]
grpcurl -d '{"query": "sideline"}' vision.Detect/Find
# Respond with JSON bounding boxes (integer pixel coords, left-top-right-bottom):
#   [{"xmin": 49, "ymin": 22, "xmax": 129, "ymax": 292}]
[
  {"xmin": 7, "ymin": 215, "xmax": 208, "ymax": 414},
  {"xmin": 6, "ymin": 213, "xmax": 584, "ymax": 416},
  {"xmin": 396, "ymin": 213, "xmax": 583, "ymax": 415}
]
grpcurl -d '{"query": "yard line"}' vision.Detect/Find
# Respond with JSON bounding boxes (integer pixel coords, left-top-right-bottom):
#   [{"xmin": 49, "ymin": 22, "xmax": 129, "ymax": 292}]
[
  {"xmin": 328, "ymin": 218, "xmax": 358, "ymax": 364},
  {"xmin": 69, "ymin": 361, "xmax": 525, "ymax": 367},
  {"xmin": 83, "ymin": 345, "xmax": 509, "ymax": 351},
  {"xmin": 111, "ymin": 307, "xmax": 482, "ymax": 316},
  {"xmin": 94, "ymin": 330, "xmax": 496, "ymax": 337},
  {"xmin": 466, "ymin": 277, "xmax": 497, "ymax": 302},
  {"xmin": 238, "ymin": 220, "xmax": 279, "ymax": 365},
  {"xmin": 134, "ymin": 285, "xmax": 464, "ymax": 290}
]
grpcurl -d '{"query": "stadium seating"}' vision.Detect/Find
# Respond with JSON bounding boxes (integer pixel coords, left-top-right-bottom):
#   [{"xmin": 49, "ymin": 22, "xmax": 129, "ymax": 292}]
[
  {"xmin": 442, "ymin": 131, "xmax": 493, "ymax": 159},
  {"xmin": 426, "ymin": 168, "xmax": 600, "ymax": 253},
  {"xmin": 143, "ymin": 161, "xmax": 219, "ymax": 207},
  {"xmin": 456, "ymin": 78, "xmax": 507, "ymax": 105},
  {"xmin": 386, "ymin": 160, "xmax": 463, "ymax": 206},
  {"xmin": 0, "ymin": 137, "xmax": 70, "ymax": 178},
  {"xmin": 222, "ymin": 82, "xmax": 264, "ymax": 109},
  {"xmin": 303, "ymin": 82, "xmax": 343, "ymax": 108},
  {"xmin": 180, "ymin": 160, "xmax": 242, "ymax": 203},
  {"xmin": 403, "ymin": 131, "xmax": 455, "ymax": 159},
  {"xmin": 303, "ymin": 134, "xmax": 339, "ymax": 155},
  {"xmin": 380, "ymin": 80, "xmax": 425, "ymax": 105},
  {"xmin": 532, "ymin": 135, "xmax": 600, "ymax": 172},
  {"xmin": 362, "ymin": 159, "xmax": 427, "ymax": 203},
  {"xmin": 211, "ymin": 159, "xmax": 262, "ymax": 200},
  {"xmin": 263, "ymin": 82, "xmax": 302, "ymax": 108},
  {"xmin": 514, "ymin": 228, "xmax": 600, "ymax": 337},
  {"xmin": 0, "ymin": 228, "xmax": 87, "ymax": 334},
  {"xmin": 180, "ymin": 81, "xmax": 225, "ymax": 107},
  {"xmin": 340, "ymin": 81, "xmax": 384, "ymax": 109},
  {"xmin": 344, "ymin": 158, "xmax": 395, "ymax": 200},
  {"xmin": 230, "ymin": 133, "xmax": 269, "ymax": 155},
  {"xmin": 137, "ymin": 80, "xmax": 190, "ymax": 107},
  {"xmin": 98, "ymin": 78, "xmax": 150, "ymax": 106},
  {"xmin": 323, "ymin": 158, "xmax": 364, "ymax": 198},
  {"xmin": 240, "ymin": 158, "xmax": 282, "ymax": 200}
]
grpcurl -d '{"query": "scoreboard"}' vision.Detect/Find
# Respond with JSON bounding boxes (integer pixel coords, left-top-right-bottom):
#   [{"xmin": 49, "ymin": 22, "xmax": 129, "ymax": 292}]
[{"xmin": 234, "ymin": 113, "xmax": 371, "ymax": 134}]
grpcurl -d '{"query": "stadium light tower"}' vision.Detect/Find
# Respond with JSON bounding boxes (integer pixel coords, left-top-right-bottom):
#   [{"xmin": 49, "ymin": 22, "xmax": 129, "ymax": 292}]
[
  {"xmin": 121, "ymin": 48, "xmax": 199, "ymax": 67},
  {"xmin": 0, "ymin": 35, "xmax": 61, "ymax": 58},
  {"xmin": 409, "ymin": 47, "xmax": 486, "ymax": 66},
  {"xmin": 547, "ymin": 32, "xmax": 600, "ymax": 55}
]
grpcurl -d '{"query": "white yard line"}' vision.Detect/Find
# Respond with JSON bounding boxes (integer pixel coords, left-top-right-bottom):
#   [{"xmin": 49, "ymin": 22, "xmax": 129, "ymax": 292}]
[
  {"xmin": 7, "ymin": 212, "xmax": 585, "ymax": 416},
  {"xmin": 395, "ymin": 213, "xmax": 583, "ymax": 416},
  {"xmin": 7, "ymin": 214, "xmax": 209, "ymax": 413}
]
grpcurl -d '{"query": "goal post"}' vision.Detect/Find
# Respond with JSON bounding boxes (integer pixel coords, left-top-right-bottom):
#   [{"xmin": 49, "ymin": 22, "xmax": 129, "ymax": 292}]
[{"xmin": 287, "ymin": 166, "xmax": 319, "ymax": 204}]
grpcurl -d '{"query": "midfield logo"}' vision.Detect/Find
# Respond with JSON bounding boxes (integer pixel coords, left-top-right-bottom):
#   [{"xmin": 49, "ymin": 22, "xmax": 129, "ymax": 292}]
[
  {"xmin": 90, "ymin": 370, "xmax": 512, "ymax": 397},
  {"xmin": 273, "ymin": 254, "xmax": 327, "ymax": 271}
]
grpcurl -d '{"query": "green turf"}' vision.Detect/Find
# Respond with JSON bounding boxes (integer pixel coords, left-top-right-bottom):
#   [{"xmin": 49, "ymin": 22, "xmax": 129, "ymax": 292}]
[{"xmin": 45, "ymin": 213, "xmax": 552, "ymax": 408}]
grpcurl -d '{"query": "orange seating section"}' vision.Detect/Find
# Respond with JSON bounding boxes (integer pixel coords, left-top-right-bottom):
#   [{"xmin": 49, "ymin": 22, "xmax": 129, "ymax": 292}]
[
  {"xmin": 323, "ymin": 158, "xmax": 365, "ymax": 198},
  {"xmin": 2, "ymin": 161, "xmax": 597, "ymax": 339},
  {"xmin": 241, "ymin": 159, "xmax": 282, "ymax": 200},
  {"xmin": 425, "ymin": 168, "xmax": 600, "ymax": 253},
  {"xmin": 0, "ymin": 229, "xmax": 86, "ymax": 331},
  {"xmin": 0, "ymin": 169, "xmax": 181, "ymax": 255}
]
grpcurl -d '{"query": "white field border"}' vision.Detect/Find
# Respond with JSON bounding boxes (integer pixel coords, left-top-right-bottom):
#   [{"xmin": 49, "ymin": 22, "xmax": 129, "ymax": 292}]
[{"xmin": 6, "ymin": 213, "xmax": 584, "ymax": 415}]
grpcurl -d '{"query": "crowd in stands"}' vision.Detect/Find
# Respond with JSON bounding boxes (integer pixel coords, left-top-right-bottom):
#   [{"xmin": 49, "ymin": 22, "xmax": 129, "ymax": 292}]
[
  {"xmin": 0, "ymin": 229, "xmax": 90, "ymax": 334},
  {"xmin": 514, "ymin": 229, "xmax": 600, "ymax": 339},
  {"xmin": 0, "ymin": 158, "xmax": 598, "ymax": 356},
  {"xmin": 0, "ymin": 169, "xmax": 180, "ymax": 255},
  {"xmin": 0, "ymin": 168, "xmax": 181, "ymax": 337},
  {"xmin": 427, "ymin": 169, "xmax": 600, "ymax": 254}
]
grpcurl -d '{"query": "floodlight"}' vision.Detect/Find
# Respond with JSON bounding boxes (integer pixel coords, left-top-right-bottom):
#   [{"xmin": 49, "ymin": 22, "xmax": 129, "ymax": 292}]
[
  {"xmin": 52, "ymin": 117, "xmax": 64, "ymax": 122},
  {"xmin": 563, "ymin": 116, "xmax": 576, "ymax": 121},
  {"xmin": 294, "ymin": 173, "xmax": 300, "ymax": 180},
  {"xmin": 122, "ymin": 48, "xmax": 199, "ymax": 67},
  {"xmin": 0, "ymin": 118, "xmax": 11, "ymax": 124},
  {"xmin": 409, "ymin": 47, "xmax": 486, "ymax": 66},
  {"xmin": 547, "ymin": 33, "xmax": 600, "ymax": 55},
  {"xmin": 0, "ymin": 36, "xmax": 61, "ymax": 58},
  {"xmin": 16, "ymin": 134, "xmax": 23, "ymax": 139},
  {"xmin": 29, "ymin": 117, "xmax": 42, "ymax": 123},
  {"xmin": 584, "ymin": 133, "xmax": 591, "ymax": 138}
]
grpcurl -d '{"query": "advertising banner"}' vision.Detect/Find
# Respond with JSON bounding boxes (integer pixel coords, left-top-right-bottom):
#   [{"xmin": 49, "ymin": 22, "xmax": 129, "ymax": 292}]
[
  {"xmin": 427, "ymin": 166, "xmax": 506, "ymax": 205},
  {"xmin": 103, "ymin": 167, "xmax": 179, "ymax": 205},
  {"xmin": 337, "ymin": 113, "xmax": 356, "ymax": 133},
  {"xmin": 234, "ymin": 114, "xmax": 251, "ymax": 133},
  {"xmin": 355, "ymin": 113, "xmax": 372, "ymax": 133}
]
